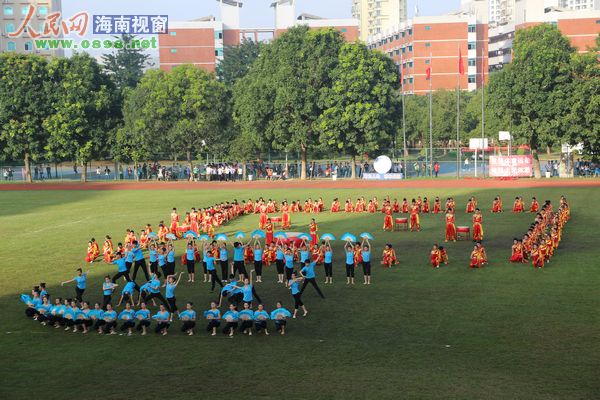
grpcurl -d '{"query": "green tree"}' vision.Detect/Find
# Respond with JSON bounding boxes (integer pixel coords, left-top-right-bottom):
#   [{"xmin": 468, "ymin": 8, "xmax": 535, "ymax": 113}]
[
  {"xmin": 318, "ymin": 42, "xmax": 400, "ymax": 178},
  {"xmin": 216, "ymin": 39, "xmax": 263, "ymax": 85},
  {"xmin": 0, "ymin": 54, "xmax": 50, "ymax": 182},
  {"xmin": 403, "ymin": 94, "xmax": 428, "ymax": 148},
  {"xmin": 101, "ymin": 34, "xmax": 151, "ymax": 91},
  {"xmin": 234, "ymin": 26, "xmax": 345, "ymax": 179},
  {"xmin": 487, "ymin": 25, "xmax": 574, "ymax": 177},
  {"xmin": 44, "ymin": 54, "xmax": 119, "ymax": 182}
]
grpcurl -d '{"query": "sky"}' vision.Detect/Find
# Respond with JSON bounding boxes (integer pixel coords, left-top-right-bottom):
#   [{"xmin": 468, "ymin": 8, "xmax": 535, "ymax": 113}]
[{"xmin": 62, "ymin": 0, "xmax": 461, "ymax": 28}]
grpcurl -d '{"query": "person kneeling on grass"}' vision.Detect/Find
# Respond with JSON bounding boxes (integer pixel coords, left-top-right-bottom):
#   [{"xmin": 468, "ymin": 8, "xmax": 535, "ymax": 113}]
[
  {"xmin": 101, "ymin": 304, "xmax": 118, "ymax": 335},
  {"xmin": 204, "ymin": 301, "xmax": 221, "ymax": 336},
  {"xmin": 179, "ymin": 302, "xmax": 197, "ymax": 336},
  {"xmin": 254, "ymin": 304, "xmax": 270, "ymax": 336},
  {"xmin": 88, "ymin": 303, "xmax": 104, "ymax": 333},
  {"xmin": 74, "ymin": 301, "xmax": 92, "ymax": 334},
  {"xmin": 152, "ymin": 304, "xmax": 171, "ymax": 336},
  {"xmin": 239, "ymin": 302, "xmax": 255, "ymax": 336},
  {"xmin": 118, "ymin": 302, "xmax": 136, "ymax": 336},
  {"xmin": 222, "ymin": 304, "xmax": 239, "ymax": 338},
  {"xmin": 134, "ymin": 302, "xmax": 151, "ymax": 335},
  {"xmin": 270, "ymin": 301, "xmax": 292, "ymax": 336}
]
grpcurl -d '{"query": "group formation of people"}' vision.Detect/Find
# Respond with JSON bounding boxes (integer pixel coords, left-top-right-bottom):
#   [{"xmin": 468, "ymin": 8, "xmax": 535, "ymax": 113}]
[{"xmin": 509, "ymin": 196, "xmax": 570, "ymax": 268}]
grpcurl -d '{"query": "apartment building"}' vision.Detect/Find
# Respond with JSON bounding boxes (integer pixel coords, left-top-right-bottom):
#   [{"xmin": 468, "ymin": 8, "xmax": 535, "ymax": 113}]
[{"xmin": 352, "ymin": 0, "xmax": 408, "ymax": 41}]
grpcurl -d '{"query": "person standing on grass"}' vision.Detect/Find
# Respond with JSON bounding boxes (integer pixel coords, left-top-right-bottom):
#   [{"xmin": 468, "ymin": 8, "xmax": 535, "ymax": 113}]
[
  {"xmin": 270, "ymin": 301, "xmax": 292, "ymax": 335},
  {"xmin": 323, "ymin": 243, "xmax": 333, "ymax": 284},
  {"xmin": 145, "ymin": 273, "xmax": 170, "ymax": 311},
  {"xmin": 166, "ymin": 243, "xmax": 176, "ymax": 282},
  {"xmin": 204, "ymin": 301, "xmax": 221, "ymax": 336},
  {"xmin": 222, "ymin": 303, "xmax": 239, "ymax": 337},
  {"xmin": 148, "ymin": 243, "xmax": 159, "ymax": 277},
  {"xmin": 299, "ymin": 260, "xmax": 325, "ymax": 299},
  {"xmin": 134, "ymin": 302, "xmax": 151, "ymax": 335},
  {"xmin": 102, "ymin": 276, "xmax": 118, "ymax": 309},
  {"xmin": 111, "ymin": 252, "xmax": 132, "ymax": 284},
  {"xmin": 288, "ymin": 272, "xmax": 308, "ymax": 318},
  {"xmin": 152, "ymin": 304, "xmax": 171, "ymax": 336},
  {"xmin": 234, "ymin": 270, "xmax": 262, "ymax": 307},
  {"xmin": 361, "ymin": 238, "xmax": 372, "ymax": 285},
  {"xmin": 132, "ymin": 241, "xmax": 150, "ymax": 282},
  {"xmin": 344, "ymin": 242, "xmax": 356, "ymax": 285},
  {"xmin": 204, "ymin": 247, "xmax": 223, "ymax": 292},
  {"xmin": 253, "ymin": 241, "xmax": 264, "ymax": 283},
  {"xmin": 219, "ymin": 242, "xmax": 229, "ymax": 282},
  {"xmin": 179, "ymin": 302, "xmax": 197, "ymax": 336},
  {"xmin": 61, "ymin": 268, "xmax": 88, "ymax": 302},
  {"xmin": 118, "ymin": 302, "xmax": 136, "ymax": 336},
  {"xmin": 185, "ymin": 241, "xmax": 196, "ymax": 283},
  {"xmin": 158, "ymin": 246, "xmax": 168, "ymax": 280},
  {"xmin": 165, "ymin": 272, "xmax": 184, "ymax": 315},
  {"xmin": 284, "ymin": 246, "xmax": 295, "ymax": 286}
]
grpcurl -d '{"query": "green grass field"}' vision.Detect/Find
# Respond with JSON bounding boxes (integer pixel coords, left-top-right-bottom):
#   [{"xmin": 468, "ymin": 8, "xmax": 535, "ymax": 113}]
[{"xmin": 0, "ymin": 186, "xmax": 598, "ymax": 400}]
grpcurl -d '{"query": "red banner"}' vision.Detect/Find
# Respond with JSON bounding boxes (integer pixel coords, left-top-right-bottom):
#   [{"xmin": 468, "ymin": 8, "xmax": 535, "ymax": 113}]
[{"xmin": 489, "ymin": 155, "xmax": 533, "ymax": 177}]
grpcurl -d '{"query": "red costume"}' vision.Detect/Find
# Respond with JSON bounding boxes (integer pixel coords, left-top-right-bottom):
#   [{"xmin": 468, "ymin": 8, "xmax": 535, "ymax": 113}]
[
  {"xmin": 102, "ymin": 239, "xmax": 113, "ymax": 263},
  {"xmin": 530, "ymin": 199, "xmax": 539, "ymax": 213},
  {"xmin": 445, "ymin": 213, "xmax": 456, "ymax": 241},
  {"xmin": 309, "ymin": 222, "xmax": 319, "ymax": 246},
  {"xmin": 170, "ymin": 211, "xmax": 179, "ymax": 234},
  {"xmin": 472, "ymin": 213, "xmax": 483, "ymax": 241},
  {"xmin": 382, "ymin": 249, "xmax": 398, "ymax": 267},
  {"xmin": 330, "ymin": 200, "xmax": 340, "ymax": 213},
  {"xmin": 409, "ymin": 205, "xmax": 420, "ymax": 232},
  {"xmin": 281, "ymin": 204, "xmax": 291, "ymax": 229},
  {"xmin": 430, "ymin": 249, "xmax": 441, "ymax": 268},
  {"xmin": 265, "ymin": 222, "xmax": 274, "ymax": 245},
  {"xmin": 432, "ymin": 200, "xmax": 442, "ymax": 214},
  {"xmin": 383, "ymin": 207, "xmax": 394, "ymax": 231}
]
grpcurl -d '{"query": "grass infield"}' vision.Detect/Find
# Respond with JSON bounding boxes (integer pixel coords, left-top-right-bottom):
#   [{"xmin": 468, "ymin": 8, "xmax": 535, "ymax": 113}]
[{"xmin": 0, "ymin": 186, "xmax": 598, "ymax": 400}]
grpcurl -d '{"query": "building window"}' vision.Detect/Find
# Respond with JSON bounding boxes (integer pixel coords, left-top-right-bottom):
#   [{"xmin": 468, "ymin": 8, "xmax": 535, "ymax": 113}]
[
  {"xmin": 170, "ymin": 31, "xmax": 177, "ymax": 36},
  {"xmin": 468, "ymin": 59, "xmax": 476, "ymax": 66},
  {"xmin": 215, "ymin": 31, "xmax": 223, "ymax": 39},
  {"xmin": 24, "ymin": 41, "xmax": 33, "ymax": 51},
  {"xmin": 170, "ymin": 49, "xmax": 177, "ymax": 53},
  {"xmin": 408, "ymin": 61, "xmax": 413, "ymax": 67},
  {"xmin": 3, "ymin": 6, "xmax": 13, "ymax": 16},
  {"xmin": 425, "ymin": 25, "xmax": 431, "ymax": 31},
  {"xmin": 468, "ymin": 75, "xmax": 476, "ymax": 83},
  {"xmin": 394, "ymin": 34, "xmax": 399, "ymax": 40},
  {"xmin": 468, "ymin": 42, "xmax": 476, "ymax": 50},
  {"xmin": 38, "ymin": 6, "xmax": 48, "ymax": 15},
  {"xmin": 6, "ymin": 23, "xmax": 15, "ymax": 33},
  {"xmin": 401, "ymin": 47, "xmax": 405, "ymax": 53},
  {"xmin": 425, "ymin": 59, "xmax": 430, "ymax": 65},
  {"xmin": 7, "ymin": 41, "xmax": 16, "ymax": 51},
  {"xmin": 395, "ymin": 49, "xmax": 400, "ymax": 55},
  {"xmin": 408, "ymin": 45, "xmax": 413, "ymax": 51},
  {"xmin": 408, "ymin": 29, "xmax": 412, "ymax": 35},
  {"xmin": 21, "ymin": 6, "xmax": 29, "ymax": 15},
  {"xmin": 425, "ymin": 42, "xmax": 430, "ymax": 48},
  {"xmin": 468, "ymin": 25, "xmax": 476, "ymax": 33},
  {"xmin": 215, "ymin": 49, "xmax": 224, "ymax": 57},
  {"xmin": 401, "ymin": 31, "xmax": 405, "ymax": 37},
  {"xmin": 596, "ymin": 20, "xmax": 600, "ymax": 24},
  {"xmin": 341, "ymin": 28, "xmax": 347, "ymax": 33},
  {"xmin": 409, "ymin": 77, "xmax": 413, "ymax": 84}
]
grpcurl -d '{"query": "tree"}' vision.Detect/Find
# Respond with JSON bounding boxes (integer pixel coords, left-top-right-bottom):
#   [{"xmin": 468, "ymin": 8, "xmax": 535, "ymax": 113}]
[
  {"xmin": 101, "ymin": 34, "xmax": 151, "ymax": 91},
  {"xmin": 317, "ymin": 42, "xmax": 400, "ymax": 178},
  {"xmin": 487, "ymin": 25, "xmax": 574, "ymax": 177},
  {"xmin": 0, "ymin": 54, "xmax": 50, "ymax": 182},
  {"xmin": 403, "ymin": 94, "xmax": 428, "ymax": 148},
  {"xmin": 44, "ymin": 53, "xmax": 119, "ymax": 182},
  {"xmin": 216, "ymin": 39, "xmax": 263, "ymax": 85},
  {"xmin": 234, "ymin": 26, "xmax": 345, "ymax": 179}
]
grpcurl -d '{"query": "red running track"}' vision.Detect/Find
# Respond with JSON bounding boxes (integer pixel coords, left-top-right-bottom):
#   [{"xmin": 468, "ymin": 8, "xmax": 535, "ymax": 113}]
[{"xmin": 1, "ymin": 178, "xmax": 600, "ymax": 191}]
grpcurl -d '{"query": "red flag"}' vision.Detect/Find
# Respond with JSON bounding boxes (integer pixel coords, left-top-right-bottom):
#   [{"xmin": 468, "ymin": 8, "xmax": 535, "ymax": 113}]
[
  {"xmin": 459, "ymin": 48, "xmax": 465, "ymax": 75},
  {"xmin": 426, "ymin": 67, "xmax": 431, "ymax": 79}
]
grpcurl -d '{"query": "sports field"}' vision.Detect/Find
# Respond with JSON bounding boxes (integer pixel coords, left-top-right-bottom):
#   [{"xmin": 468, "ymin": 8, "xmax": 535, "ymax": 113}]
[{"xmin": 1, "ymin": 181, "xmax": 598, "ymax": 400}]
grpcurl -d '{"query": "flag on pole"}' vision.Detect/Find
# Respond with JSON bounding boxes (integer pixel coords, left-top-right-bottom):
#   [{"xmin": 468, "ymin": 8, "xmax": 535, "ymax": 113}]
[
  {"xmin": 426, "ymin": 66, "xmax": 431, "ymax": 80},
  {"xmin": 458, "ymin": 48, "xmax": 465, "ymax": 75}
]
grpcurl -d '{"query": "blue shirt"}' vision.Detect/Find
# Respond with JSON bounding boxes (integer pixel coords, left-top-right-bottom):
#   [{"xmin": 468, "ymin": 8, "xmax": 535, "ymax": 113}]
[
  {"xmin": 118, "ymin": 309, "xmax": 135, "ymax": 320},
  {"xmin": 300, "ymin": 250, "xmax": 309, "ymax": 263},
  {"xmin": 125, "ymin": 251, "xmax": 134, "ymax": 263},
  {"xmin": 140, "ymin": 282, "xmax": 151, "ymax": 293},
  {"xmin": 103, "ymin": 310, "xmax": 117, "ymax": 321},
  {"xmin": 88, "ymin": 309, "xmax": 103, "ymax": 320},
  {"xmin": 152, "ymin": 311, "xmax": 170, "ymax": 321},
  {"xmin": 122, "ymin": 281, "xmax": 136, "ymax": 295},
  {"xmin": 346, "ymin": 251, "xmax": 354, "ymax": 265},
  {"xmin": 179, "ymin": 310, "xmax": 196, "ymax": 320},
  {"xmin": 165, "ymin": 283, "xmax": 176, "ymax": 298},
  {"xmin": 222, "ymin": 310, "xmax": 239, "ymax": 322},
  {"xmin": 149, "ymin": 278, "xmax": 161, "ymax": 294},
  {"xmin": 242, "ymin": 285, "xmax": 253, "ymax": 302},
  {"xmin": 76, "ymin": 309, "xmax": 89, "ymax": 319},
  {"xmin": 284, "ymin": 254, "xmax": 294, "ymax": 269},
  {"xmin": 74, "ymin": 274, "xmax": 87, "ymax": 289},
  {"xmin": 301, "ymin": 262, "xmax": 316, "ymax": 279},
  {"xmin": 149, "ymin": 249, "xmax": 158, "ymax": 263},
  {"xmin": 134, "ymin": 246, "xmax": 144, "ymax": 261},
  {"xmin": 186, "ymin": 248, "xmax": 195, "ymax": 261},
  {"xmin": 254, "ymin": 310, "xmax": 270, "ymax": 321},
  {"xmin": 134, "ymin": 309, "xmax": 150, "ymax": 320},
  {"xmin": 324, "ymin": 251, "xmax": 333, "ymax": 263},
  {"xmin": 204, "ymin": 309, "xmax": 220, "ymax": 319},
  {"xmin": 53, "ymin": 305, "xmax": 66, "ymax": 316},
  {"xmin": 167, "ymin": 250, "xmax": 175, "ymax": 263},
  {"xmin": 239, "ymin": 309, "xmax": 254, "ymax": 320},
  {"xmin": 233, "ymin": 246, "xmax": 244, "ymax": 261},
  {"xmin": 158, "ymin": 253, "xmax": 166, "ymax": 266},
  {"xmin": 276, "ymin": 249, "xmax": 284, "ymax": 260},
  {"xmin": 362, "ymin": 250, "xmax": 371, "ymax": 262},
  {"xmin": 219, "ymin": 249, "xmax": 228, "ymax": 261},
  {"xmin": 102, "ymin": 282, "xmax": 115, "ymax": 295},
  {"xmin": 113, "ymin": 258, "xmax": 128, "ymax": 272},
  {"xmin": 270, "ymin": 308, "xmax": 291, "ymax": 320},
  {"xmin": 290, "ymin": 280, "xmax": 300, "ymax": 295},
  {"xmin": 206, "ymin": 256, "xmax": 216, "ymax": 271},
  {"xmin": 254, "ymin": 249, "xmax": 263, "ymax": 262}
]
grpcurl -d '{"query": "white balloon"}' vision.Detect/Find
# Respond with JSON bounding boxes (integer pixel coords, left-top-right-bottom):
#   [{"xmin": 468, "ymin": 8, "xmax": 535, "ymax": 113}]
[{"xmin": 373, "ymin": 156, "xmax": 392, "ymax": 174}]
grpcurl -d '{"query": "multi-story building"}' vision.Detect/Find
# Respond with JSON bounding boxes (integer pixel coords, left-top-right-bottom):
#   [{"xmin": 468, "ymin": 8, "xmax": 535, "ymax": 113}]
[
  {"xmin": 159, "ymin": 0, "xmax": 358, "ymax": 72},
  {"xmin": 352, "ymin": 0, "xmax": 408, "ymax": 41},
  {"xmin": 0, "ymin": 0, "xmax": 63, "ymax": 57},
  {"xmin": 557, "ymin": 0, "xmax": 600, "ymax": 10},
  {"xmin": 488, "ymin": 0, "xmax": 516, "ymax": 25},
  {"xmin": 368, "ymin": 13, "xmax": 489, "ymax": 93}
]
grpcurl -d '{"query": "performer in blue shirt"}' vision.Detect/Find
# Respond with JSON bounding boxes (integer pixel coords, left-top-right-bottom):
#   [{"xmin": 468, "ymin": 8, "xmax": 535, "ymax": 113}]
[
  {"xmin": 134, "ymin": 302, "xmax": 151, "ymax": 335},
  {"xmin": 144, "ymin": 273, "xmax": 171, "ymax": 311},
  {"xmin": 253, "ymin": 241, "xmax": 264, "ymax": 283},
  {"xmin": 204, "ymin": 301, "xmax": 221, "ymax": 336},
  {"xmin": 152, "ymin": 304, "xmax": 171, "ymax": 335},
  {"xmin": 74, "ymin": 301, "xmax": 92, "ymax": 333},
  {"xmin": 270, "ymin": 301, "xmax": 292, "ymax": 335},
  {"xmin": 221, "ymin": 303, "xmax": 239, "ymax": 337},
  {"xmin": 148, "ymin": 243, "xmax": 160, "ymax": 277},
  {"xmin": 101, "ymin": 304, "xmax": 118, "ymax": 334},
  {"xmin": 218, "ymin": 242, "xmax": 229, "ymax": 282},
  {"xmin": 158, "ymin": 246, "xmax": 168, "ymax": 281},
  {"xmin": 288, "ymin": 272, "xmax": 308, "ymax": 318},
  {"xmin": 88, "ymin": 303, "xmax": 105, "ymax": 333},
  {"xmin": 185, "ymin": 241, "xmax": 196, "ymax": 283},
  {"xmin": 361, "ymin": 238, "xmax": 372, "ymax": 285},
  {"xmin": 111, "ymin": 252, "xmax": 132, "ymax": 284},
  {"xmin": 179, "ymin": 302, "xmax": 197, "ymax": 336},
  {"xmin": 231, "ymin": 241, "xmax": 249, "ymax": 280},
  {"xmin": 284, "ymin": 247, "xmax": 296, "ymax": 285},
  {"xmin": 131, "ymin": 240, "xmax": 150, "ymax": 282},
  {"xmin": 60, "ymin": 268, "xmax": 88, "ymax": 302},
  {"xmin": 275, "ymin": 240, "xmax": 285, "ymax": 284},
  {"xmin": 204, "ymin": 246, "xmax": 224, "ymax": 292},
  {"xmin": 344, "ymin": 242, "xmax": 356, "ymax": 285},
  {"xmin": 118, "ymin": 302, "xmax": 136, "ymax": 336},
  {"xmin": 102, "ymin": 276, "xmax": 118, "ymax": 309},
  {"xmin": 165, "ymin": 272, "xmax": 184, "ymax": 314},
  {"xmin": 239, "ymin": 302, "xmax": 255, "ymax": 335},
  {"xmin": 323, "ymin": 243, "xmax": 334, "ymax": 284},
  {"xmin": 166, "ymin": 243, "xmax": 176, "ymax": 277},
  {"xmin": 117, "ymin": 280, "xmax": 137, "ymax": 307},
  {"xmin": 299, "ymin": 260, "xmax": 325, "ymax": 299},
  {"xmin": 254, "ymin": 303, "xmax": 270, "ymax": 335}
]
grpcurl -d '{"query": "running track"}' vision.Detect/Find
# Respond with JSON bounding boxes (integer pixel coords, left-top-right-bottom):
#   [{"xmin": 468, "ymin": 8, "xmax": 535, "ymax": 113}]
[{"xmin": 1, "ymin": 179, "xmax": 600, "ymax": 191}]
